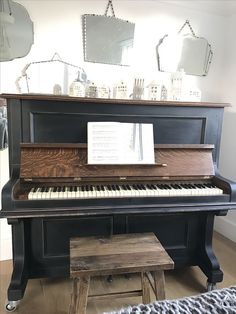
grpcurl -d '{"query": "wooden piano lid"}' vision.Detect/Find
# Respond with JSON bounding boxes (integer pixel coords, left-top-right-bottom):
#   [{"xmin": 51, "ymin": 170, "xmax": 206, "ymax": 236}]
[{"xmin": 20, "ymin": 143, "xmax": 215, "ymax": 181}]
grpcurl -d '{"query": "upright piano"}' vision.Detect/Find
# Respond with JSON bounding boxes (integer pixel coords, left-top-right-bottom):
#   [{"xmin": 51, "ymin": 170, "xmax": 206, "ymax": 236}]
[{"xmin": 1, "ymin": 94, "xmax": 236, "ymax": 310}]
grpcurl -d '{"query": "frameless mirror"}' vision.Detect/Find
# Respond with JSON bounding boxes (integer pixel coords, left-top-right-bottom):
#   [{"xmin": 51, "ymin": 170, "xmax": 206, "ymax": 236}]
[
  {"xmin": 0, "ymin": 0, "xmax": 34, "ymax": 62},
  {"xmin": 15, "ymin": 53, "xmax": 86, "ymax": 94},
  {"xmin": 156, "ymin": 21, "xmax": 213, "ymax": 76},
  {"xmin": 82, "ymin": 14, "xmax": 135, "ymax": 66}
]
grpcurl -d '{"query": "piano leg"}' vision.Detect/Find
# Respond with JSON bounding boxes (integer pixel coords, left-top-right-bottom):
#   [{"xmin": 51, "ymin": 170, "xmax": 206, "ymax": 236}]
[
  {"xmin": 198, "ymin": 213, "xmax": 224, "ymax": 290},
  {"xmin": 6, "ymin": 219, "xmax": 29, "ymax": 308}
]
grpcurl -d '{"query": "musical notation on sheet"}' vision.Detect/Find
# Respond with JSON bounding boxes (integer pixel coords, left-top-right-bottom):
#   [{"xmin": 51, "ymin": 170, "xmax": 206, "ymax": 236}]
[{"xmin": 87, "ymin": 122, "xmax": 155, "ymax": 164}]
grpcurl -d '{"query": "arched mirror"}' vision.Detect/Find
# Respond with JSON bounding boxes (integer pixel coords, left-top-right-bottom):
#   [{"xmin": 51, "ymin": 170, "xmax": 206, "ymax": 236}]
[
  {"xmin": 0, "ymin": 0, "xmax": 34, "ymax": 62},
  {"xmin": 156, "ymin": 20, "xmax": 213, "ymax": 76}
]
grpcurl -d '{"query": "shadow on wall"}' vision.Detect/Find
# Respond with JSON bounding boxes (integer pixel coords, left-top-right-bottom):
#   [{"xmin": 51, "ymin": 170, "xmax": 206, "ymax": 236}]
[{"xmin": 220, "ymin": 110, "xmax": 236, "ymax": 181}]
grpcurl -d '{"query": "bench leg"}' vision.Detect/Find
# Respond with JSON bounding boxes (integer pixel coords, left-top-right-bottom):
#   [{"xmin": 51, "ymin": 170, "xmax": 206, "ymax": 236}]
[
  {"xmin": 69, "ymin": 276, "xmax": 90, "ymax": 314},
  {"xmin": 141, "ymin": 272, "xmax": 151, "ymax": 304},
  {"xmin": 153, "ymin": 270, "xmax": 165, "ymax": 300},
  {"xmin": 69, "ymin": 278, "xmax": 79, "ymax": 314}
]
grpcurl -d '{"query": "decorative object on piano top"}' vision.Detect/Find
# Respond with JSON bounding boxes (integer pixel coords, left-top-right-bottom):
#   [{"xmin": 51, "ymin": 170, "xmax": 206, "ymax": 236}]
[
  {"xmin": 156, "ymin": 20, "xmax": 213, "ymax": 76},
  {"xmin": 97, "ymin": 84, "xmax": 111, "ymax": 99},
  {"xmin": 53, "ymin": 84, "xmax": 62, "ymax": 96},
  {"xmin": 160, "ymin": 85, "xmax": 168, "ymax": 101},
  {"xmin": 69, "ymin": 73, "xmax": 86, "ymax": 97},
  {"xmin": 0, "ymin": 0, "xmax": 34, "ymax": 62},
  {"xmin": 145, "ymin": 79, "xmax": 169, "ymax": 101},
  {"xmin": 169, "ymin": 70, "xmax": 202, "ymax": 102},
  {"xmin": 113, "ymin": 80, "xmax": 128, "ymax": 99},
  {"xmin": 15, "ymin": 53, "xmax": 87, "ymax": 95},
  {"xmin": 132, "ymin": 77, "xmax": 145, "ymax": 100},
  {"xmin": 182, "ymin": 86, "xmax": 202, "ymax": 102},
  {"xmin": 145, "ymin": 72, "xmax": 201, "ymax": 102},
  {"xmin": 84, "ymin": 82, "xmax": 111, "ymax": 99},
  {"xmin": 147, "ymin": 81, "xmax": 161, "ymax": 101},
  {"xmin": 82, "ymin": 0, "xmax": 135, "ymax": 66},
  {"xmin": 85, "ymin": 81, "xmax": 98, "ymax": 98}
]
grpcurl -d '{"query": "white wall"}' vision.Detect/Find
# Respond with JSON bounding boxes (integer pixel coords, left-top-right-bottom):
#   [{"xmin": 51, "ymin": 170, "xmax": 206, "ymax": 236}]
[
  {"xmin": 0, "ymin": 1, "xmax": 234, "ymax": 260},
  {"xmin": 215, "ymin": 14, "xmax": 236, "ymax": 242},
  {"xmin": 0, "ymin": 1, "xmax": 228, "ymax": 100}
]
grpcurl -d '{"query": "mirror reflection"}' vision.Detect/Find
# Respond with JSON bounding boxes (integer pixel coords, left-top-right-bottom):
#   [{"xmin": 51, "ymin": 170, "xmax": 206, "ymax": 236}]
[
  {"xmin": 156, "ymin": 21, "xmax": 213, "ymax": 76},
  {"xmin": 0, "ymin": 0, "xmax": 34, "ymax": 62},
  {"xmin": 82, "ymin": 14, "xmax": 135, "ymax": 66}
]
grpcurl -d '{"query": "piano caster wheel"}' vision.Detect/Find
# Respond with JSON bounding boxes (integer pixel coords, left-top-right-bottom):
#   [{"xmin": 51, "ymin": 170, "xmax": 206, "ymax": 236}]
[
  {"xmin": 207, "ymin": 282, "xmax": 217, "ymax": 292},
  {"xmin": 5, "ymin": 300, "xmax": 20, "ymax": 312},
  {"xmin": 107, "ymin": 275, "xmax": 113, "ymax": 283}
]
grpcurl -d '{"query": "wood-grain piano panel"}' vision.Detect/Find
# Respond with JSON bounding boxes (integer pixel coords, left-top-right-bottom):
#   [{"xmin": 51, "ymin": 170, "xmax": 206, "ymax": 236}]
[{"xmin": 20, "ymin": 144, "xmax": 215, "ymax": 179}]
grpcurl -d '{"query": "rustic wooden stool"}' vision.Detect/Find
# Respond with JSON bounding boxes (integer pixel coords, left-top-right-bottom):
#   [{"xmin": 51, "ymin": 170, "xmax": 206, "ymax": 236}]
[{"xmin": 69, "ymin": 232, "xmax": 174, "ymax": 314}]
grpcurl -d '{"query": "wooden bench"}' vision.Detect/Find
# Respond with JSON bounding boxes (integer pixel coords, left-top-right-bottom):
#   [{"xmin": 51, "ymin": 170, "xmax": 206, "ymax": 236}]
[{"xmin": 69, "ymin": 232, "xmax": 174, "ymax": 314}]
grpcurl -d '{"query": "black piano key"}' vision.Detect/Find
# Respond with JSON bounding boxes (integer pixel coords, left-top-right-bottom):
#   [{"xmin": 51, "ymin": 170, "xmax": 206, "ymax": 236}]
[
  {"xmin": 181, "ymin": 184, "xmax": 190, "ymax": 189},
  {"xmin": 163, "ymin": 184, "xmax": 171, "ymax": 190},
  {"xmin": 187, "ymin": 184, "xmax": 196, "ymax": 189},
  {"xmin": 195, "ymin": 184, "xmax": 204, "ymax": 189},
  {"xmin": 140, "ymin": 184, "xmax": 146, "ymax": 190},
  {"xmin": 151, "ymin": 184, "xmax": 157, "ymax": 190},
  {"xmin": 175, "ymin": 184, "xmax": 182, "ymax": 189}
]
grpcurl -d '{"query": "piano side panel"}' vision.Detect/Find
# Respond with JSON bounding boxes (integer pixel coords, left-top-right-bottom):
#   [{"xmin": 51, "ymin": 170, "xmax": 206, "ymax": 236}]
[{"xmin": 7, "ymin": 99, "xmax": 22, "ymax": 174}]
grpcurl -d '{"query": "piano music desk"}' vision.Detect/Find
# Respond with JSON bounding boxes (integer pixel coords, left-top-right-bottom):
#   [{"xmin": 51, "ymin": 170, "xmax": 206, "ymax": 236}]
[{"xmin": 69, "ymin": 233, "xmax": 174, "ymax": 314}]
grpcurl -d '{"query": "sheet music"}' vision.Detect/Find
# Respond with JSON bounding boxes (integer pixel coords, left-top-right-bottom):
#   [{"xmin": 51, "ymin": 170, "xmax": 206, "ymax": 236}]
[{"xmin": 87, "ymin": 122, "xmax": 155, "ymax": 164}]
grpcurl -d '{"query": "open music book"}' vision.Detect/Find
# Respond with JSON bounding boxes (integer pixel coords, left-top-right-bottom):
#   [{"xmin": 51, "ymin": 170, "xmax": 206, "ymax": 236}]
[{"xmin": 87, "ymin": 122, "xmax": 155, "ymax": 164}]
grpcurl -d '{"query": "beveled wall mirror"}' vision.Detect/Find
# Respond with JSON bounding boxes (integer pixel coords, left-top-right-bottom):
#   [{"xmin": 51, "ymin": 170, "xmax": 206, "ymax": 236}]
[
  {"xmin": 0, "ymin": 0, "xmax": 34, "ymax": 62},
  {"xmin": 82, "ymin": 0, "xmax": 135, "ymax": 66},
  {"xmin": 156, "ymin": 20, "xmax": 213, "ymax": 76}
]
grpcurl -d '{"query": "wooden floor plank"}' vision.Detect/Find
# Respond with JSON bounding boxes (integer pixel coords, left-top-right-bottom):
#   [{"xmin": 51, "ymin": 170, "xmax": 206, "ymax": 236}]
[{"xmin": 0, "ymin": 232, "xmax": 236, "ymax": 314}]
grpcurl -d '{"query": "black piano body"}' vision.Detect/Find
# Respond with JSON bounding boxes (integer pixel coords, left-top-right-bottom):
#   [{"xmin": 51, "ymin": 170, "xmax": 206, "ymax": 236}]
[{"xmin": 1, "ymin": 94, "xmax": 236, "ymax": 306}]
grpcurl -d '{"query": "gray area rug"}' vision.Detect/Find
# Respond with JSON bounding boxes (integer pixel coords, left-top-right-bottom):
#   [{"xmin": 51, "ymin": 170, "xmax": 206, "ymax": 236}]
[{"xmin": 105, "ymin": 286, "xmax": 236, "ymax": 314}]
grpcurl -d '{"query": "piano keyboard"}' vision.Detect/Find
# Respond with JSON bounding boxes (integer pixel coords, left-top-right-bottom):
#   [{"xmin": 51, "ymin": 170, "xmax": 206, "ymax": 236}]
[{"xmin": 28, "ymin": 183, "xmax": 224, "ymax": 200}]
